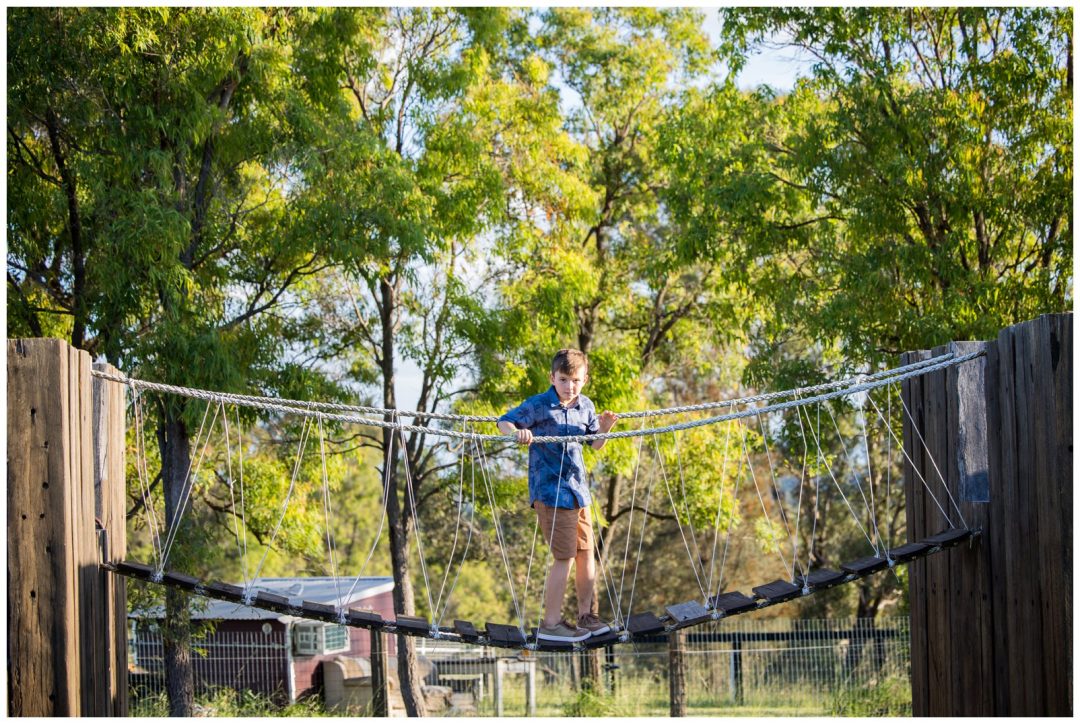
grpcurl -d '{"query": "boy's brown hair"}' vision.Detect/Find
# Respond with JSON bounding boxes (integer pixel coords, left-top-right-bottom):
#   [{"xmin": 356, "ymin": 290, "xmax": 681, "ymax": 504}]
[{"xmin": 551, "ymin": 348, "xmax": 589, "ymax": 377}]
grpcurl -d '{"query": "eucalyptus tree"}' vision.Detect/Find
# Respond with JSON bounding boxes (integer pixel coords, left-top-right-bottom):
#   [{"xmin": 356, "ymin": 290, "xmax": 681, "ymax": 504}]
[
  {"xmin": 661, "ymin": 6, "xmax": 1071, "ymax": 618},
  {"xmin": 283, "ymin": 7, "xmax": 582, "ymax": 713},
  {"xmin": 8, "ymin": 7, "xmax": 338, "ymax": 714},
  {"xmin": 480, "ymin": 7, "xmax": 752, "ymax": 549}
]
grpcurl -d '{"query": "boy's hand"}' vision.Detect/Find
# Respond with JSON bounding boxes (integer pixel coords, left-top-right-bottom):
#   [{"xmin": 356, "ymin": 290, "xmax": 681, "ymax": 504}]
[
  {"xmin": 498, "ymin": 420, "xmax": 532, "ymax": 445},
  {"xmin": 598, "ymin": 410, "xmax": 619, "ymax": 433}
]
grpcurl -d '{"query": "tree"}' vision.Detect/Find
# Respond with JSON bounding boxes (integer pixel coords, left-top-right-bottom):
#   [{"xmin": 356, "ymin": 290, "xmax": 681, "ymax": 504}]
[
  {"xmin": 283, "ymin": 6, "xmax": 576, "ymax": 713},
  {"xmin": 8, "ymin": 7, "xmax": 336, "ymax": 714},
  {"xmin": 660, "ymin": 6, "xmax": 1071, "ymax": 615}
]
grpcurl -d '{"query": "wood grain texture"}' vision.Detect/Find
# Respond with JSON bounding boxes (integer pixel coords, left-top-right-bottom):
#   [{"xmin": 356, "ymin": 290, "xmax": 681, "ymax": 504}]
[
  {"xmin": 904, "ymin": 314, "xmax": 1072, "ymax": 716},
  {"xmin": 7, "ymin": 341, "xmax": 129, "ymax": 716}
]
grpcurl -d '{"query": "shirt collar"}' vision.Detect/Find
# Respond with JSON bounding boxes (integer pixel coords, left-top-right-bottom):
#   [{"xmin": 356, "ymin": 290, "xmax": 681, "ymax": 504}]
[{"xmin": 545, "ymin": 385, "xmax": 581, "ymax": 410}]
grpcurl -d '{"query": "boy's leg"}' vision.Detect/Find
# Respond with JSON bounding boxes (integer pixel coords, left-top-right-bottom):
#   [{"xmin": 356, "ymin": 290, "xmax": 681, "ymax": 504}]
[
  {"xmin": 535, "ymin": 501, "xmax": 587, "ymax": 635},
  {"xmin": 572, "ymin": 506, "xmax": 610, "ymax": 634},
  {"xmin": 574, "ymin": 545, "xmax": 595, "ymax": 619},
  {"xmin": 543, "ymin": 558, "xmax": 573, "ymax": 628}
]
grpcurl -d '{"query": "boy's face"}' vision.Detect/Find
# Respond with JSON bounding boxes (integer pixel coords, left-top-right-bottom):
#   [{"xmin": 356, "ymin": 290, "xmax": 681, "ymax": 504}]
[{"xmin": 550, "ymin": 367, "xmax": 587, "ymax": 404}]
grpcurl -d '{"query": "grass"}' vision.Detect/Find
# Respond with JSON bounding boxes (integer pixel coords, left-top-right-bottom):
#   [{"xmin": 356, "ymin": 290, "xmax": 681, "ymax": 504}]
[{"xmin": 131, "ymin": 688, "xmax": 327, "ymax": 717}]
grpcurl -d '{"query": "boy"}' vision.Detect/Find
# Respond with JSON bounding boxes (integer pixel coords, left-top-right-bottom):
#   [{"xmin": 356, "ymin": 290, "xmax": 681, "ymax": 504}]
[{"xmin": 497, "ymin": 349, "xmax": 619, "ymax": 642}]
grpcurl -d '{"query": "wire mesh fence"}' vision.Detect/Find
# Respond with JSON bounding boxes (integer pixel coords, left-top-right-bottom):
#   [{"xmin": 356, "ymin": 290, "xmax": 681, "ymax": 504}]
[
  {"xmin": 129, "ymin": 628, "xmax": 290, "ymax": 713},
  {"xmin": 417, "ymin": 616, "xmax": 912, "ymax": 717},
  {"xmin": 127, "ymin": 617, "xmax": 911, "ymax": 716}
]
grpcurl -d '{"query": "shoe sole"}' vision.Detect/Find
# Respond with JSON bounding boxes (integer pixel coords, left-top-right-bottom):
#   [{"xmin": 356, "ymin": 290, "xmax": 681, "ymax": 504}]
[
  {"xmin": 537, "ymin": 630, "xmax": 591, "ymax": 642},
  {"xmin": 584, "ymin": 625, "xmax": 611, "ymax": 636}
]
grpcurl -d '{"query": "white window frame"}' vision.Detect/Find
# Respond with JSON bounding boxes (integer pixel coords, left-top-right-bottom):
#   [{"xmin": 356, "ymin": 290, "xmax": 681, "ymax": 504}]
[{"xmin": 293, "ymin": 623, "xmax": 350, "ymax": 656}]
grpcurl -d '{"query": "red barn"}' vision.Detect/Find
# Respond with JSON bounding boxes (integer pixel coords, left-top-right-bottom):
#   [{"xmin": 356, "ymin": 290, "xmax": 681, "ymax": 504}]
[{"xmin": 130, "ymin": 576, "xmax": 397, "ymax": 703}]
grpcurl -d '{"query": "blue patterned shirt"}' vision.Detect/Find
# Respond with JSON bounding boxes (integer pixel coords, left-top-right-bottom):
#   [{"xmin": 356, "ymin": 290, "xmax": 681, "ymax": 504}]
[{"xmin": 498, "ymin": 387, "xmax": 599, "ymax": 509}]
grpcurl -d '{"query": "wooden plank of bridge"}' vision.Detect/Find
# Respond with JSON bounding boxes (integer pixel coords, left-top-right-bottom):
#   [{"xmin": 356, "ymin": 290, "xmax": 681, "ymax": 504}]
[{"xmin": 901, "ymin": 349, "xmax": 931, "ymax": 715}]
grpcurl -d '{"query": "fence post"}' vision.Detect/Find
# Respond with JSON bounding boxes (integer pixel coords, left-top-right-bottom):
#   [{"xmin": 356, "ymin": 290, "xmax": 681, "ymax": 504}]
[
  {"xmin": 730, "ymin": 636, "xmax": 743, "ymax": 706},
  {"xmin": 668, "ymin": 630, "xmax": 687, "ymax": 716},
  {"xmin": 369, "ymin": 629, "xmax": 389, "ymax": 716},
  {"xmin": 7, "ymin": 339, "xmax": 126, "ymax": 716},
  {"xmin": 902, "ymin": 313, "xmax": 1072, "ymax": 716},
  {"xmin": 604, "ymin": 642, "xmax": 617, "ymax": 695},
  {"xmin": 93, "ymin": 362, "xmax": 129, "ymax": 716}
]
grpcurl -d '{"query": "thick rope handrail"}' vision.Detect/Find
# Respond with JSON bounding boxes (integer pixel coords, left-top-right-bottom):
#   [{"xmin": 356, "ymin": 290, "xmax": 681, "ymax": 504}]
[
  {"xmin": 92, "ymin": 352, "xmax": 960, "ymax": 423},
  {"xmin": 92, "ymin": 351, "xmax": 983, "ymax": 443}
]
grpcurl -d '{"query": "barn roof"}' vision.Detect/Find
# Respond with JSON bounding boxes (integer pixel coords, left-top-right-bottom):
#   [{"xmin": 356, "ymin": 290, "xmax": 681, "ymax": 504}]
[{"xmin": 130, "ymin": 576, "xmax": 394, "ymax": 621}]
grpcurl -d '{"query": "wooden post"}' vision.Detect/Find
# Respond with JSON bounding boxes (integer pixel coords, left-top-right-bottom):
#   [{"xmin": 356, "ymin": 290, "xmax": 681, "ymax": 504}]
[
  {"xmin": 525, "ymin": 658, "xmax": 536, "ymax": 716},
  {"xmin": 94, "ymin": 362, "xmax": 129, "ymax": 716},
  {"xmin": 7, "ymin": 339, "xmax": 126, "ymax": 716},
  {"xmin": 668, "ymin": 629, "xmax": 687, "ymax": 716},
  {"xmin": 369, "ymin": 629, "xmax": 389, "ymax": 716},
  {"xmin": 604, "ymin": 642, "xmax": 617, "ymax": 695},
  {"xmin": 730, "ymin": 637, "xmax": 743, "ymax": 705},
  {"xmin": 494, "ymin": 658, "xmax": 505, "ymax": 717},
  {"xmin": 902, "ymin": 314, "xmax": 1072, "ymax": 716}
]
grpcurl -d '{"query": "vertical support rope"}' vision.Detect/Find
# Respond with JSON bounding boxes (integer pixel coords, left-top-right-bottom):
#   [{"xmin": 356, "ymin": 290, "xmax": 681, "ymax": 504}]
[
  {"xmin": 159, "ymin": 400, "xmax": 218, "ymax": 572},
  {"xmin": 705, "ymin": 412, "xmax": 734, "ymax": 600},
  {"xmin": 244, "ymin": 417, "xmax": 312, "ymax": 603},
  {"xmin": 654, "ymin": 432, "xmax": 709, "ymax": 603}
]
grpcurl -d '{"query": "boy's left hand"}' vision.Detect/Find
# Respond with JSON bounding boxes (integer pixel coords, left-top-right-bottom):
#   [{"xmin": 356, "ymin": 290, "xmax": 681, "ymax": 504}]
[{"xmin": 598, "ymin": 410, "xmax": 619, "ymax": 433}]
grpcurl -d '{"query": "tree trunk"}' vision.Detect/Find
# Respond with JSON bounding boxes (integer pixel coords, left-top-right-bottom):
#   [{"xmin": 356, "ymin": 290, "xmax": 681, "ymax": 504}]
[
  {"xmin": 157, "ymin": 408, "xmax": 194, "ymax": 716},
  {"xmin": 379, "ymin": 276, "xmax": 427, "ymax": 718}
]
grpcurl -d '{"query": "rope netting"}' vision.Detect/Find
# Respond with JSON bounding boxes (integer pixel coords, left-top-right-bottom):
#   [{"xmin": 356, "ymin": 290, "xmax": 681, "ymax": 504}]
[{"xmin": 107, "ymin": 350, "xmax": 982, "ymax": 649}]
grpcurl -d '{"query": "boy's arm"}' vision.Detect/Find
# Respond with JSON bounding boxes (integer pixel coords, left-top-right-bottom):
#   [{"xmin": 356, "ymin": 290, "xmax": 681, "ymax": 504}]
[
  {"xmin": 498, "ymin": 420, "xmax": 533, "ymax": 445},
  {"xmin": 590, "ymin": 411, "xmax": 619, "ymax": 450}
]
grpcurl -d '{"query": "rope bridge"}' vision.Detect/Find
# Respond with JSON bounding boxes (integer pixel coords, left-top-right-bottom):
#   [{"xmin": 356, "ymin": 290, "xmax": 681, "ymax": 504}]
[{"xmin": 100, "ymin": 351, "xmax": 982, "ymax": 653}]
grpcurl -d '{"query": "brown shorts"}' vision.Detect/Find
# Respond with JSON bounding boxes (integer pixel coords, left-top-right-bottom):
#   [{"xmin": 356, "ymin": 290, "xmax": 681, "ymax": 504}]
[{"xmin": 534, "ymin": 501, "xmax": 593, "ymax": 560}]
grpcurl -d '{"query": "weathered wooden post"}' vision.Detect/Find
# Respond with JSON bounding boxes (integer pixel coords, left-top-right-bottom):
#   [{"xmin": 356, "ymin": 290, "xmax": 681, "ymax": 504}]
[
  {"xmin": 7, "ymin": 338, "xmax": 127, "ymax": 716},
  {"xmin": 668, "ymin": 629, "xmax": 687, "ymax": 716},
  {"xmin": 902, "ymin": 313, "xmax": 1072, "ymax": 716},
  {"xmin": 369, "ymin": 629, "xmax": 390, "ymax": 716},
  {"xmin": 730, "ymin": 636, "xmax": 743, "ymax": 705}
]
